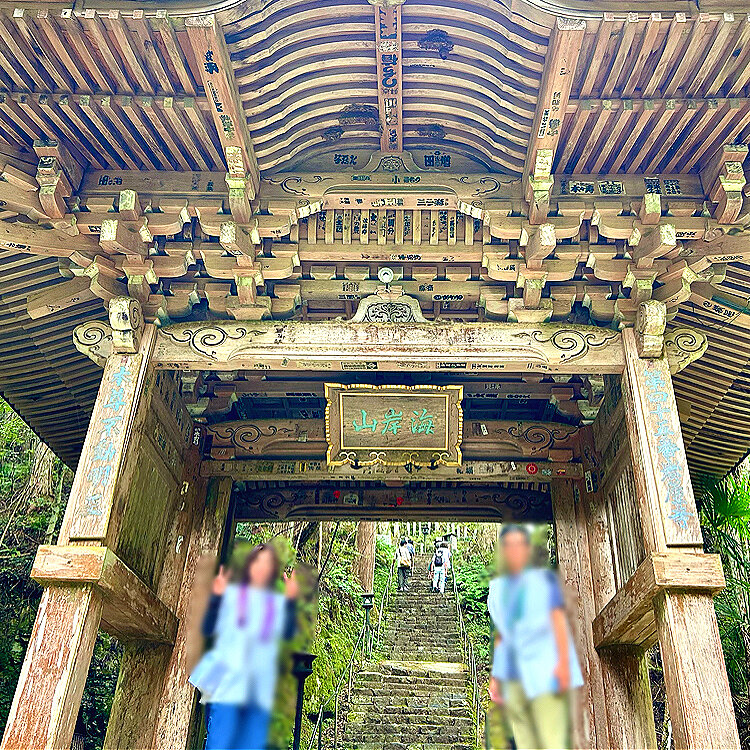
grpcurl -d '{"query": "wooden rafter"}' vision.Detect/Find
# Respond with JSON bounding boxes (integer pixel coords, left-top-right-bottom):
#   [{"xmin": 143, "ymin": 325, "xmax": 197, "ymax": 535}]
[
  {"xmin": 185, "ymin": 14, "xmax": 260, "ymax": 222},
  {"xmin": 373, "ymin": 0, "xmax": 403, "ymax": 152},
  {"xmin": 524, "ymin": 17, "xmax": 585, "ymax": 223}
]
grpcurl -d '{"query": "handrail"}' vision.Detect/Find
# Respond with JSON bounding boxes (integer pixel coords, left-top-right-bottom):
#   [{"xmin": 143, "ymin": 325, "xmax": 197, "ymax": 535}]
[
  {"xmin": 452, "ymin": 556, "xmax": 483, "ymax": 748},
  {"xmin": 306, "ymin": 552, "xmax": 396, "ymax": 750}
]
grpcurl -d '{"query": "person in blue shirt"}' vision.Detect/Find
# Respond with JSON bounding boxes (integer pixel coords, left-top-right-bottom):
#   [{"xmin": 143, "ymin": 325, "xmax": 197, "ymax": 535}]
[
  {"xmin": 487, "ymin": 525, "xmax": 583, "ymax": 750},
  {"xmin": 190, "ymin": 543, "xmax": 299, "ymax": 750}
]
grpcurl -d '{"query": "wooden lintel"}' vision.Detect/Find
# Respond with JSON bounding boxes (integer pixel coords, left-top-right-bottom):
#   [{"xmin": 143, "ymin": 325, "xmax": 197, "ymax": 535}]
[
  {"xmin": 151, "ymin": 320, "xmax": 624, "ymax": 373},
  {"xmin": 233, "ymin": 483, "xmax": 552, "ymax": 521},
  {"xmin": 206, "ymin": 418, "xmax": 578, "ymax": 461},
  {"xmin": 592, "ymin": 552, "xmax": 725, "ymax": 649},
  {"xmin": 31, "ymin": 545, "xmax": 177, "ymax": 644},
  {"xmin": 201, "ymin": 458, "xmax": 582, "ymax": 483}
]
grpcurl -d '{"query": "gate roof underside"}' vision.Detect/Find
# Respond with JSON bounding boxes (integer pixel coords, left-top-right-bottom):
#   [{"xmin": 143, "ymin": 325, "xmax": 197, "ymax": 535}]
[{"xmin": 0, "ymin": 0, "xmax": 749, "ymax": 476}]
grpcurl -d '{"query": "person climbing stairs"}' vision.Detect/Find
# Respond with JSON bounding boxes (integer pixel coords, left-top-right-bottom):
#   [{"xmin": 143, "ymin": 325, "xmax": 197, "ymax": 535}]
[{"xmin": 343, "ymin": 553, "xmax": 477, "ymax": 750}]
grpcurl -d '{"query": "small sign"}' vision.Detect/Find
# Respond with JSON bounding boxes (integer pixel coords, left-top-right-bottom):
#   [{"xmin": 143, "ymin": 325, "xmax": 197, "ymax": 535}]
[{"xmin": 325, "ymin": 384, "xmax": 463, "ymax": 467}]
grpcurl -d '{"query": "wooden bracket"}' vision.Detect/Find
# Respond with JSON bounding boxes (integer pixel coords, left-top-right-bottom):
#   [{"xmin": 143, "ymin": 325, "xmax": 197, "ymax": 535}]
[
  {"xmin": 32, "ymin": 545, "xmax": 177, "ymax": 643},
  {"xmin": 592, "ymin": 552, "xmax": 725, "ymax": 649}
]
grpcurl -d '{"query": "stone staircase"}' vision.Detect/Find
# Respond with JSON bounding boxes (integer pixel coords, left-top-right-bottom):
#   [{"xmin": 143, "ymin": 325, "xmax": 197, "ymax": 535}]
[{"xmin": 343, "ymin": 554, "xmax": 476, "ymax": 750}]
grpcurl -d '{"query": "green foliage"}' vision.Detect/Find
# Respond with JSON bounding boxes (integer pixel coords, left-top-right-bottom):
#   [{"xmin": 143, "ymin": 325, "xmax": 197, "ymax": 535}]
[
  {"xmin": 697, "ymin": 473, "xmax": 750, "ymax": 746},
  {"xmin": 0, "ymin": 399, "xmax": 121, "ymax": 750}
]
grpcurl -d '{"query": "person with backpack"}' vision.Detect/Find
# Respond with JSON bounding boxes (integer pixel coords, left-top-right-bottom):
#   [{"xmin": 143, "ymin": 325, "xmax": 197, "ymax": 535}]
[
  {"xmin": 395, "ymin": 538, "xmax": 412, "ymax": 592},
  {"xmin": 429, "ymin": 542, "xmax": 449, "ymax": 594}
]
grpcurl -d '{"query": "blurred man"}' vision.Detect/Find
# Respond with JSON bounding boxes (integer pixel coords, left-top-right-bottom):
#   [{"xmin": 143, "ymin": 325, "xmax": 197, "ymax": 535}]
[{"xmin": 487, "ymin": 525, "xmax": 582, "ymax": 750}]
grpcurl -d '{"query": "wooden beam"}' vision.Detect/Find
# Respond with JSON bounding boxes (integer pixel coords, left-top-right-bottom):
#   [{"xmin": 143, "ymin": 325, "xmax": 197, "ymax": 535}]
[
  {"xmin": 206, "ymin": 418, "xmax": 577, "ymax": 461},
  {"xmin": 233, "ymin": 483, "xmax": 552, "ymax": 521},
  {"xmin": 525, "ymin": 18, "xmax": 586, "ymax": 222},
  {"xmin": 0, "ymin": 219, "xmax": 100, "ymax": 260},
  {"xmin": 592, "ymin": 552, "xmax": 725, "ymax": 648},
  {"xmin": 185, "ymin": 15, "xmax": 259, "ymax": 221},
  {"xmin": 373, "ymin": 2, "xmax": 403, "ymax": 152},
  {"xmin": 201, "ymin": 458, "xmax": 581, "ymax": 483},
  {"xmin": 146, "ymin": 320, "xmax": 623, "ymax": 373},
  {"xmin": 0, "ymin": 587, "xmax": 103, "ymax": 750},
  {"xmin": 31, "ymin": 545, "xmax": 178, "ymax": 643}
]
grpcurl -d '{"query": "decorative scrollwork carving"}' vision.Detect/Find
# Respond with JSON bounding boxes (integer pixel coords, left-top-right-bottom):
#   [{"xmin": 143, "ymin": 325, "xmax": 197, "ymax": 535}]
[
  {"xmin": 506, "ymin": 422, "xmax": 575, "ymax": 450},
  {"xmin": 528, "ymin": 327, "xmax": 620, "ymax": 362},
  {"xmin": 73, "ymin": 320, "xmax": 113, "ymax": 366},
  {"xmin": 665, "ymin": 327, "xmax": 708, "ymax": 374},
  {"xmin": 160, "ymin": 325, "xmax": 263, "ymax": 359},
  {"xmin": 350, "ymin": 289, "xmax": 428, "ymax": 324}
]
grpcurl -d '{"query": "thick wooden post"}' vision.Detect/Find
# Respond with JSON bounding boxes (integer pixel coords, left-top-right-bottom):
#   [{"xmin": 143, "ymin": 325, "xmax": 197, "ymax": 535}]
[
  {"xmin": 551, "ymin": 479, "xmax": 606, "ymax": 750},
  {"xmin": 578, "ymin": 426, "xmax": 658, "ymax": 749},
  {"xmin": 103, "ymin": 375, "xmax": 201, "ymax": 749},
  {"xmin": 1, "ymin": 325, "xmax": 157, "ymax": 750},
  {"xmin": 622, "ymin": 326, "xmax": 740, "ymax": 750},
  {"xmin": 153, "ymin": 476, "xmax": 233, "ymax": 750},
  {"xmin": 1, "ymin": 587, "xmax": 103, "ymax": 750}
]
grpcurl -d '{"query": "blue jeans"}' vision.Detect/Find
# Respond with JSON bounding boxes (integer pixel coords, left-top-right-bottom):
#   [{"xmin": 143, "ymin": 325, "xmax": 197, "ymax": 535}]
[{"xmin": 205, "ymin": 702, "xmax": 271, "ymax": 750}]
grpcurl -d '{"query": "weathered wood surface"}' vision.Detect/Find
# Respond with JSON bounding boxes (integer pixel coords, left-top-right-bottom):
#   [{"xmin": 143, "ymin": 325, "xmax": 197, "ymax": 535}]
[
  {"xmin": 58, "ymin": 326, "xmax": 157, "ymax": 544},
  {"xmin": 31, "ymin": 545, "xmax": 178, "ymax": 643},
  {"xmin": 621, "ymin": 327, "xmax": 703, "ymax": 549},
  {"xmin": 1, "ymin": 586, "xmax": 103, "ymax": 750},
  {"xmin": 153, "ymin": 477, "xmax": 232, "ymax": 750},
  {"xmin": 655, "ymin": 592, "xmax": 740, "ymax": 750},
  {"xmin": 592, "ymin": 552, "xmax": 725, "ymax": 648},
  {"xmin": 206, "ymin": 418, "xmax": 577, "ymax": 461},
  {"xmin": 202, "ymin": 458, "xmax": 582, "ymax": 483},
  {"xmin": 551, "ymin": 479, "xmax": 600, "ymax": 750},
  {"xmin": 619, "ymin": 332, "xmax": 740, "ymax": 748},
  {"xmin": 233, "ymin": 484, "xmax": 551, "ymax": 522},
  {"xmin": 103, "ymin": 406, "xmax": 199, "ymax": 750},
  {"xmin": 577, "ymin": 425, "xmax": 658, "ymax": 750},
  {"xmin": 151, "ymin": 321, "xmax": 624, "ymax": 373}
]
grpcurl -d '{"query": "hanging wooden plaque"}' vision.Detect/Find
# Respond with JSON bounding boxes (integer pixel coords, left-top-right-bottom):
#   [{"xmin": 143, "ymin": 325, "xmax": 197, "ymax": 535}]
[{"xmin": 325, "ymin": 383, "xmax": 463, "ymax": 467}]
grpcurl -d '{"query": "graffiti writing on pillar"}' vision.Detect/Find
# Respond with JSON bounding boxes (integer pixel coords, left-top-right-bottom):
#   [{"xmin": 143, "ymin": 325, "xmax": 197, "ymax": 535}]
[
  {"xmin": 83, "ymin": 358, "xmax": 134, "ymax": 516},
  {"xmin": 376, "ymin": 4, "xmax": 402, "ymax": 152},
  {"xmin": 642, "ymin": 365, "xmax": 690, "ymax": 528}
]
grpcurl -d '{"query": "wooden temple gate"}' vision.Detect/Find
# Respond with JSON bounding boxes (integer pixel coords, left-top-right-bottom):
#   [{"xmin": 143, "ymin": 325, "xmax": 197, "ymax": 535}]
[
  {"xmin": 0, "ymin": 308, "xmax": 740, "ymax": 750},
  {"xmin": 0, "ymin": 0, "xmax": 748, "ymax": 746}
]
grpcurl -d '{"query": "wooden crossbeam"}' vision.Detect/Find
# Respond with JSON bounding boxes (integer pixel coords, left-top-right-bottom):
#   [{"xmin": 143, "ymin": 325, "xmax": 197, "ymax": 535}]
[
  {"xmin": 185, "ymin": 15, "xmax": 260, "ymax": 221},
  {"xmin": 202, "ymin": 458, "xmax": 582, "ymax": 483},
  {"xmin": 32, "ymin": 545, "xmax": 178, "ymax": 643},
  {"xmin": 206, "ymin": 418, "xmax": 577, "ymax": 461},
  {"xmin": 593, "ymin": 552, "xmax": 725, "ymax": 649}
]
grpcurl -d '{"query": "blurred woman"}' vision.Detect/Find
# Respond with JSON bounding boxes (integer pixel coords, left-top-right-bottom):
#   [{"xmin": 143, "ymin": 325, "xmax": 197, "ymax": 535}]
[{"xmin": 190, "ymin": 543, "xmax": 299, "ymax": 750}]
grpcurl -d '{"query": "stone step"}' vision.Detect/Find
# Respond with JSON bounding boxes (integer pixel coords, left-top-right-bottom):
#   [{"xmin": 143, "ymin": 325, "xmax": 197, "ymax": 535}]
[
  {"xmin": 346, "ymin": 743, "xmax": 472, "ymax": 750},
  {"xmin": 343, "ymin": 729, "xmax": 473, "ymax": 743},
  {"xmin": 355, "ymin": 673, "xmax": 467, "ymax": 687}
]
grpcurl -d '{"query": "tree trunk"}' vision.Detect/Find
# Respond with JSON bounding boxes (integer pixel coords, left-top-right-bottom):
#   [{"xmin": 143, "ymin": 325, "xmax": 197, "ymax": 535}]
[{"xmin": 355, "ymin": 521, "xmax": 376, "ymax": 593}]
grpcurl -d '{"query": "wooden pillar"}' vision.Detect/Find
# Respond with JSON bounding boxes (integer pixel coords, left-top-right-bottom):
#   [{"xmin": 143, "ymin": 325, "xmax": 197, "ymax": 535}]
[
  {"xmin": 104, "ymin": 417, "xmax": 203, "ymax": 750},
  {"xmin": 578, "ymin": 426, "xmax": 658, "ymax": 749},
  {"xmin": 1, "ymin": 325, "xmax": 157, "ymax": 750},
  {"xmin": 153, "ymin": 476, "xmax": 233, "ymax": 750},
  {"xmin": 1, "ymin": 587, "xmax": 103, "ymax": 750},
  {"xmin": 621, "ymin": 326, "xmax": 740, "ymax": 750}
]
